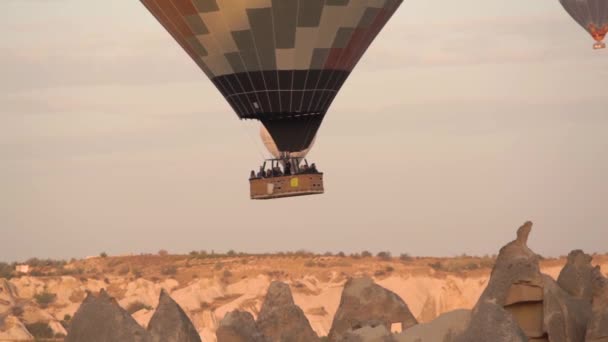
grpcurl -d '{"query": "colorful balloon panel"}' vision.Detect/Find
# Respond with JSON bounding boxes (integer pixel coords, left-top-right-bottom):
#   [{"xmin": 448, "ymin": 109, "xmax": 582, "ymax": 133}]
[{"xmin": 140, "ymin": 0, "xmax": 402, "ymax": 151}]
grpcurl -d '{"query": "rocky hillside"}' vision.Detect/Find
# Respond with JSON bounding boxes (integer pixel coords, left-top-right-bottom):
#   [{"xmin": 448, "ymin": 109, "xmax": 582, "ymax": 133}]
[{"xmin": 1, "ymin": 223, "xmax": 607, "ymax": 341}]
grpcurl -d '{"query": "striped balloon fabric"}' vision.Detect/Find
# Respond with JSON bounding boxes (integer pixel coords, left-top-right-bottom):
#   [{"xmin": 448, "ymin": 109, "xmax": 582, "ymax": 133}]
[
  {"xmin": 560, "ymin": 0, "xmax": 608, "ymax": 49},
  {"xmin": 140, "ymin": 0, "xmax": 402, "ymax": 151}
]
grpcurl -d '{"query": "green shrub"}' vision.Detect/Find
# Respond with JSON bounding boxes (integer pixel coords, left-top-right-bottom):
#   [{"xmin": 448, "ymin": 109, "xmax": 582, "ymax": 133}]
[
  {"xmin": 60, "ymin": 314, "xmax": 72, "ymax": 330},
  {"xmin": 377, "ymin": 251, "xmax": 392, "ymax": 260},
  {"xmin": 118, "ymin": 266, "xmax": 130, "ymax": 275},
  {"xmin": 160, "ymin": 265, "xmax": 177, "ymax": 276},
  {"xmin": 29, "ymin": 270, "xmax": 45, "ymax": 277},
  {"xmin": 25, "ymin": 258, "xmax": 66, "ymax": 268},
  {"xmin": 374, "ymin": 269, "xmax": 387, "ymax": 277},
  {"xmin": 34, "ymin": 291, "xmax": 57, "ymax": 308},
  {"xmin": 361, "ymin": 251, "xmax": 372, "ymax": 258},
  {"xmin": 132, "ymin": 268, "xmax": 142, "ymax": 278},
  {"xmin": 294, "ymin": 250, "xmax": 313, "ymax": 258},
  {"xmin": 429, "ymin": 262, "xmax": 443, "ymax": 271},
  {"xmin": 25, "ymin": 322, "xmax": 54, "ymax": 339},
  {"xmin": 11, "ymin": 306, "xmax": 24, "ymax": 317},
  {"xmin": 57, "ymin": 267, "xmax": 84, "ymax": 276},
  {"xmin": 304, "ymin": 260, "xmax": 316, "ymax": 267},
  {"xmin": 0, "ymin": 262, "xmax": 13, "ymax": 279},
  {"xmin": 400, "ymin": 253, "xmax": 414, "ymax": 262}
]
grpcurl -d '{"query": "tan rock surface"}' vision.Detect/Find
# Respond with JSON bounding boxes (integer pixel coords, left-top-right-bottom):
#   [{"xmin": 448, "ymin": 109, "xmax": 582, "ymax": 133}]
[
  {"xmin": 558, "ymin": 250, "xmax": 596, "ymax": 302},
  {"xmin": 395, "ymin": 309, "xmax": 471, "ymax": 342},
  {"xmin": 0, "ymin": 315, "xmax": 34, "ymax": 341},
  {"xmin": 148, "ymin": 290, "xmax": 201, "ymax": 342},
  {"xmin": 328, "ymin": 277, "xmax": 417, "ymax": 341},
  {"xmin": 257, "ymin": 281, "xmax": 319, "ymax": 342},
  {"xmin": 0, "ymin": 249, "xmax": 606, "ymax": 342},
  {"xmin": 66, "ymin": 290, "xmax": 150, "ymax": 342},
  {"xmin": 586, "ymin": 269, "xmax": 608, "ymax": 342},
  {"xmin": 543, "ymin": 275, "xmax": 591, "ymax": 342},
  {"xmin": 216, "ymin": 310, "xmax": 267, "ymax": 342}
]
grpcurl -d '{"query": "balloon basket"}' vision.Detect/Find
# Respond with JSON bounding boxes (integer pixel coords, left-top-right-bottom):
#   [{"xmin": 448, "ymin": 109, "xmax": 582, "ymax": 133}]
[
  {"xmin": 250, "ymin": 173, "xmax": 324, "ymax": 200},
  {"xmin": 593, "ymin": 41, "xmax": 606, "ymax": 49}
]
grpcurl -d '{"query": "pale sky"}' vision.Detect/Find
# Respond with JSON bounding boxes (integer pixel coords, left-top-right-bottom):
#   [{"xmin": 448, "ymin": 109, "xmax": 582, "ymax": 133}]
[{"xmin": 1, "ymin": 0, "xmax": 607, "ymax": 262}]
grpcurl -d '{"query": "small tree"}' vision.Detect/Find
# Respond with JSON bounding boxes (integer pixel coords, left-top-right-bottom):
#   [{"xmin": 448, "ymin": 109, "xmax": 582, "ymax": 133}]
[
  {"xmin": 0, "ymin": 262, "xmax": 13, "ymax": 279},
  {"xmin": 361, "ymin": 251, "xmax": 372, "ymax": 258},
  {"xmin": 100, "ymin": 252, "xmax": 108, "ymax": 258},
  {"xmin": 25, "ymin": 322, "xmax": 54, "ymax": 339},
  {"xmin": 34, "ymin": 291, "xmax": 57, "ymax": 308},
  {"xmin": 399, "ymin": 253, "xmax": 414, "ymax": 262},
  {"xmin": 160, "ymin": 265, "xmax": 177, "ymax": 276},
  {"xmin": 11, "ymin": 306, "xmax": 24, "ymax": 317},
  {"xmin": 118, "ymin": 266, "xmax": 130, "ymax": 275},
  {"xmin": 377, "ymin": 251, "xmax": 392, "ymax": 261},
  {"xmin": 158, "ymin": 250, "xmax": 169, "ymax": 256},
  {"xmin": 132, "ymin": 268, "xmax": 143, "ymax": 278}
]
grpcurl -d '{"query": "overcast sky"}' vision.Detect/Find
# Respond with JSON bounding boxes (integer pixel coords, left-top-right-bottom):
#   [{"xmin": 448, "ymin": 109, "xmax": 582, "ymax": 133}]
[{"xmin": 1, "ymin": 0, "xmax": 607, "ymax": 262}]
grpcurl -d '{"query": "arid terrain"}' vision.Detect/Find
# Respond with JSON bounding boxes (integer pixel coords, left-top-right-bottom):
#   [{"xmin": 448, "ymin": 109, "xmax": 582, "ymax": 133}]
[{"xmin": 1, "ymin": 242, "xmax": 607, "ymax": 341}]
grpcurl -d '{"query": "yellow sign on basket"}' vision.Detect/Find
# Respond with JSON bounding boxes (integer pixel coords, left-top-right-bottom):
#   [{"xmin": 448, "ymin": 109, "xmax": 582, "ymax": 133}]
[{"xmin": 290, "ymin": 178, "xmax": 299, "ymax": 188}]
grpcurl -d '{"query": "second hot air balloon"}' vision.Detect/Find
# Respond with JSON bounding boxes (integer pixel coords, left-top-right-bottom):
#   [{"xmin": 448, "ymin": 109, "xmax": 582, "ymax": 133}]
[
  {"xmin": 140, "ymin": 0, "xmax": 402, "ymax": 199},
  {"xmin": 560, "ymin": 0, "xmax": 608, "ymax": 49}
]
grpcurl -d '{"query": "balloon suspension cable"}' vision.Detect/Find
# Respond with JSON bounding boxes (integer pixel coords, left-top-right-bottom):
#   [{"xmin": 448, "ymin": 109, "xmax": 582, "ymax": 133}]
[{"xmin": 238, "ymin": 119, "xmax": 268, "ymax": 160}]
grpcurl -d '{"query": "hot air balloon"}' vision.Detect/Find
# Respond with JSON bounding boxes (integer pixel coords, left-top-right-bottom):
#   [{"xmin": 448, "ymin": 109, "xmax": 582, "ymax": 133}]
[
  {"xmin": 560, "ymin": 0, "xmax": 608, "ymax": 49},
  {"xmin": 260, "ymin": 124, "xmax": 314, "ymax": 160},
  {"xmin": 140, "ymin": 0, "xmax": 402, "ymax": 199}
]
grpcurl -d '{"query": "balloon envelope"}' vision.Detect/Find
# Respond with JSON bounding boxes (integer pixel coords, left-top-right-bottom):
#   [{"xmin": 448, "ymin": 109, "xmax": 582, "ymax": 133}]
[
  {"xmin": 140, "ymin": 0, "xmax": 402, "ymax": 151},
  {"xmin": 260, "ymin": 124, "xmax": 313, "ymax": 159},
  {"xmin": 560, "ymin": 0, "xmax": 608, "ymax": 49}
]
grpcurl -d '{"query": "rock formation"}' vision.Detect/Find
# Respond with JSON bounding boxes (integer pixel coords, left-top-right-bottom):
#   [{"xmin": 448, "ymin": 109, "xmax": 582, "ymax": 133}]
[
  {"xmin": 586, "ymin": 268, "xmax": 608, "ymax": 342},
  {"xmin": 0, "ymin": 315, "xmax": 34, "ymax": 341},
  {"xmin": 395, "ymin": 309, "xmax": 471, "ymax": 342},
  {"xmin": 543, "ymin": 275, "xmax": 591, "ymax": 342},
  {"xmin": 453, "ymin": 221, "xmax": 542, "ymax": 341},
  {"xmin": 328, "ymin": 277, "xmax": 417, "ymax": 341},
  {"xmin": 338, "ymin": 324, "xmax": 395, "ymax": 342},
  {"xmin": 558, "ymin": 250, "xmax": 596, "ymax": 302},
  {"xmin": 216, "ymin": 310, "xmax": 267, "ymax": 342},
  {"xmin": 454, "ymin": 300, "xmax": 528, "ymax": 342},
  {"xmin": 257, "ymin": 281, "xmax": 320, "ymax": 342},
  {"xmin": 0, "ymin": 279, "xmax": 17, "ymax": 316},
  {"xmin": 65, "ymin": 289, "xmax": 150, "ymax": 342},
  {"xmin": 147, "ymin": 289, "xmax": 201, "ymax": 342}
]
